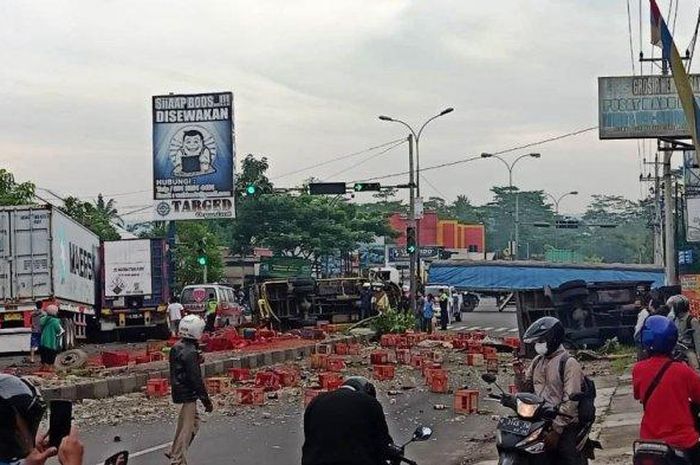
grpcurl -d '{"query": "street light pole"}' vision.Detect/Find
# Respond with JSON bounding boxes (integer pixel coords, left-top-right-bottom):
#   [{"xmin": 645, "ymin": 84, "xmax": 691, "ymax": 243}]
[
  {"xmin": 406, "ymin": 135, "xmax": 417, "ymax": 316},
  {"xmin": 481, "ymin": 152, "xmax": 541, "ymax": 259},
  {"xmin": 545, "ymin": 191, "xmax": 579, "ymax": 216}
]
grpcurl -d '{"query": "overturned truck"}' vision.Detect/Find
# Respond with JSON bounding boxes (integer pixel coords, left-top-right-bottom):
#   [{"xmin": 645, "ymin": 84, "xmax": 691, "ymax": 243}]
[{"xmin": 429, "ymin": 260, "xmax": 666, "ymax": 346}]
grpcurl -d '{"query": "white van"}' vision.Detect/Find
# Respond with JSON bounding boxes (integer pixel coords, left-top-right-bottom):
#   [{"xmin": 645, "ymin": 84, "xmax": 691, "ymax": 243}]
[{"xmin": 180, "ymin": 283, "xmax": 245, "ymax": 327}]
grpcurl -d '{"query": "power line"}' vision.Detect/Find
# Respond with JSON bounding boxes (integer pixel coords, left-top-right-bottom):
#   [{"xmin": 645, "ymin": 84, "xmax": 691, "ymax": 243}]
[
  {"xmin": 323, "ymin": 139, "xmax": 406, "ymax": 180},
  {"xmin": 420, "ymin": 173, "xmax": 447, "ymax": 199},
  {"xmin": 271, "ymin": 138, "xmax": 406, "ymax": 180},
  {"xmin": 353, "ymin": 125, "xmax": 599, "ymax": 182}
]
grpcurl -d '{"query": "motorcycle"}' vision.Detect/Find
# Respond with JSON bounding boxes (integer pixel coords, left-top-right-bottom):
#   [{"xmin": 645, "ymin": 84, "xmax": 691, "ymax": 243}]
[
  {"xmin": 387, "ymin": 425, "xmax": 433, "ymax": 465},
  {"xmin": 482, "ymin": 373, "xmax": 596, "ymax": 465},
  {"xmin": 633, "ymin": 441, "xmax": 691, "ymax": 465}
]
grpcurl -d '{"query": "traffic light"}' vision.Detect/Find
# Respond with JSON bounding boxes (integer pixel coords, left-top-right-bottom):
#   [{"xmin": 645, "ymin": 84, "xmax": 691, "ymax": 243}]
[
  {"xmin": 406, "ymin": 226, "xmax": 417, "ymax": 254},
  {"xmin": 353, "ymin": 182, "xmax": 381, "ymax": 192},
  {"xmin": 308, "ymin": 182, "xmax": 347, "ymax": 195},
  {"xmin": 555, "ymin": 219, "xmax": 579, "ymax": 229},
  {"xmin": 197, "ymin": 255, "xmax": 208, "ymax": 266},
  {"xmin": 197, "ymin": 239, "xmax": 208, "ymax": 266},
  {"xmin": 244, "ymin": 183, "xmax": 257, "ymax": 196}
]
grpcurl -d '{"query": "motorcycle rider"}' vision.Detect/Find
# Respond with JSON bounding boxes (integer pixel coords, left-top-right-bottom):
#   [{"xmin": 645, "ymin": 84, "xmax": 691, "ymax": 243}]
[
  {"xmin": 667, "ymin": 294, "xmax": 700, "ymax": 370},
  {"xmin": 302, "ymin": 376, "xmax": 396, "ymax": 465},
  {"xmin": 522, "ymin": 316, "xmax": 587, "ymax": 465},
  {"xmin": 167, "ymin": 314, "xmax": 213, "ymax": 465},
  {"xmin": 633, "ymin": 315, "xmax": 700, "ymax": 463},
  {"xmin": 0, "ymin": 374, "xmax": 84, "ymax": 465}
]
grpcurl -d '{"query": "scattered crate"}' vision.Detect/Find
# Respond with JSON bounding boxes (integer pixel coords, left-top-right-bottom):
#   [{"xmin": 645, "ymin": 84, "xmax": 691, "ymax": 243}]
[
  {"xmin": 101, "ymin": 351, "xmax": 130, "ymax": 368},
  {"xmin": 326, "ymin": 356, "xmax": 346, "ymax": 372},
  {"xmin": 318, "ymin": 372, "xmax": 344, "ymax": 390},
  {"xmin": 255, "ymin": 370, "xmax": 282, "ymax": 391},
  {"xmin": 452, "ymin": 339, "xmax": 469, "ymax": 349},
  {"xmin": 347, "ymin": 343, "xmax": 361, "ymax": 355},
  {"xmin": 465, "ymin": 353, "xmax": 484, "ymax": 367},
  {"xmin": 373, "ymin": 364, "xmax": 395, "ymax": 381},
  {"xmin": 235, "ymin": 387, "xmax": 265, "ymax": 405},
  {"xmin": 334, "ymin": 343, "xmax": 348, "ymax": 355},
  {"xmin": 206, "ymin": 377, "xmax": 231, "ymax": 394},
  {"xmin": 508, "ymin": 384, "xmax": 517, "ymax": 395},
  {"xmin": 482, "ymin": 346, "xmax": 497, "ymax": 358},
  {"xmin": 395, "ymin": 348, "xmax": 411, "ymax": 365},
  {"xmin": 274, "ymin": 368, "xmax": 300, "ymax": 387},
  {"xmin": 427, "ymin": 369, "xmax": 449, "ymax": 393},
  {"xmin": 422, "ymin": 361, "xmax": 442, "ymax": 378},
  {"xmin": 503, "ymin": 337, "xmax": 521, "ymax": 350},
  {"xmin": 454, "ymin": 389, "xmax": 479, "ymax": 414},
  {"xmin": 380, "ymin": 334, "xmax": 398, "ymax": 347},
  {"xmin": 146, "ymin": 378, "xmax": 169, "ymax": 397},
  {"xmin": 134, "ymin": 354, "xmax": 151, "ymax": 365},
  {"xmin": 410, "ymin": 353, "xmax": 424, "ymax": 368},
  {"xmin": 304, "ymin": 388, "xmax": 328, "ymax": 407},
  {"xmin": 229, "ymin": 367, "xmax": 251, "ymax": 381},
  {"xmin": 315, "ymin": 344, "xmax": 332, "ymax": 355},
  {"xmin": 370, "ymin": 350, "xmax": 390, "ymax": 365},
  {"xmin": 467, "ymin": 342, "xmax": 483, "ymax": 354},
  {"xmin": 310, "ymin": 354, "xmax": 329, "ymax": 370}
]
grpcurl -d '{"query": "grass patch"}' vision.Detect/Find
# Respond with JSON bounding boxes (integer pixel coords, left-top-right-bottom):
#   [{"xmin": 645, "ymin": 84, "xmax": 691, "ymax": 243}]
[{"xmin": 611, "ymin": 353, "xmax": 635, "ymax": 375}]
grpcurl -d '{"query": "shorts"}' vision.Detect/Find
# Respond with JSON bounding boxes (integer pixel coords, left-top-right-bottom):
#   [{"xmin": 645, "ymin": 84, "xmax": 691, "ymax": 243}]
[
  {"xmin": 39, "ymin": 346, "xmax": 58, "ymax": 365},
  {"xmin": 170, "ymin": 319, "xmax": 181, "ymax": 334},
  {"xmin": 31, "ymin": 332, "xmax": 41, "ymax": 350}
]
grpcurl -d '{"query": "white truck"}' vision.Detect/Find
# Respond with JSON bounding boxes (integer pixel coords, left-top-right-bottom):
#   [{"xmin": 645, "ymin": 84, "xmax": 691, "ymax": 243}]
[{"xmin": 0, "ymin": 205, "xmax": 100, "ymax": 353}]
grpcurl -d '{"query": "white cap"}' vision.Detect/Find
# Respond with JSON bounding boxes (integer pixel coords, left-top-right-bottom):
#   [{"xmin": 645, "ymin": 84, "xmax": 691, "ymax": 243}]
[
  {"xmin": 45, "ymin": 304, "xmax": 59, "ymax": 316},
  {"xmin": 362, "ymin": 283, "xmax": 371, "ymax": 288}
]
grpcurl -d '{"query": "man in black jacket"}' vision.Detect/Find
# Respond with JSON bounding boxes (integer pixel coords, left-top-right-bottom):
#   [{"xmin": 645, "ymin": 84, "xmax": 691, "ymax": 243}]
[
  {"xmin": 302, "ymin": 376, "xmax": 395, "ymax": 465},
  {"xmin": 167, "ymin": 314, "xmax": 213, "ymax": 465}
]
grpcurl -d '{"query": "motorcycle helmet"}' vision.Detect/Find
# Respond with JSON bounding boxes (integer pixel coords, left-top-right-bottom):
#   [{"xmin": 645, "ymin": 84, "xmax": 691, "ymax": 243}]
[
  {"xmin": 642, "ymin": 315, "xmax": 678, "ymax": 355},
  {"xmin": 342, "ymin": 376, "xmax": 377, "ymax": 398},
  {"xmin": 666, "ymin": 294, "xmax": 690, "ymax": 316},
  {"xmin": 178, "ymin": 314, "xmax": 206, "ymax": 341},
  {"xmin": 523, "ymin": 316, "xmax": 565, "ymax": 355},
  {"xmin": 0, "ymin": 374, "xmax": 47, "ymax": 461}
]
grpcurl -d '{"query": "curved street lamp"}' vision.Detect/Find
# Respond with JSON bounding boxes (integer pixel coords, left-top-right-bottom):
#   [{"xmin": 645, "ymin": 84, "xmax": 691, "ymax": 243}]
[{"xmin": 545, "ymin": 191, "xmax": 579, "ymax": 215}]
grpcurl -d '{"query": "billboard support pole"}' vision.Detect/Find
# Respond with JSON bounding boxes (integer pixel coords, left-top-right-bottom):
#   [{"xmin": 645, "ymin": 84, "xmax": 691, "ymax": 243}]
[{"xmin": 663, "ymin": 150, "xmax": 678, "ymax": 284}]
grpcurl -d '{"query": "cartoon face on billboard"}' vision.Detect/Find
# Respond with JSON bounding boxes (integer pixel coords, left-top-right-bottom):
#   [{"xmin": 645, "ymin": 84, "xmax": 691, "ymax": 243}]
[{"xmin": 169, "ymin": 126, "xmax": 218, "ymax": 177}]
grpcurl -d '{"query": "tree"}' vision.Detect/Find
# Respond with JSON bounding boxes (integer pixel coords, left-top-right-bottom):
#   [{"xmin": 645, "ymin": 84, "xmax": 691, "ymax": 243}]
[
  {"xmin": 173, "ymin": 222, "xmax": 223, "ymax": 289},
  {"xmin": 0, "ymin": 169, "xmax": 35, "ymax": 206},
  {"xmin": 93, "ymin": 193, "xmax": 122, "ymax": 226},
  {"xmin": 62, "ymin": 195, "xmax": 121, "ymax": 240}
]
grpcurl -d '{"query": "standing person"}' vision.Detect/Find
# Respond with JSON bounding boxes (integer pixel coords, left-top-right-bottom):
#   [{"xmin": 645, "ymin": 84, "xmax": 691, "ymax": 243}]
[
  {"xmin": 29, "ymin": 301, "xmax": 44, "ymax": 364},
  {"xmin": 167, "ymin": 314, "xmax": 213, "ymax": 465},
  {"xmin": 302, "ymin": 376, "xmax": 396, "ymax": 465},
  {"xmin": 373, "ymin": 285, "xmax": 390, "ymax": 314},
  {"xmin": 167, "ymin": 296, "xmax": 184, "ymax": 337},
  {"xmin": 422, "ymin": 294, "xmax": 434, "ymax": 334},
  {"xmin": 634, "ymin": 293, "xmax": 665, "ymax": 360},
  {"xmin": 414, "ymin": 292, "xmax": 424, "ymax": 331},
  {"xmin": 522, "ymin": 316, "xmax": 588, "ymax": 465},
  {"xmin": 667, "ymin": 295, "xmax": 700, "ymax": 370},
  {"xmin": 400, "ymin": 285, "xmax": 411, "ymax": 313},
  {"xmin": 359, "ymin": 283, "xmax": 372, "ymax": 320},
  {"xmin": 633, "ymin": 315, "xmax": 700, "ymax": 462},
  {"xmin": 439, "ymin": 289, "xmax": 449, "ymax": 331},
  {"xmin": 204, "ymin": 293, "xmax": 217, "ymax": 332},
  {"xmin": 38, "ymin": 305, "xmax": 62, "ymax": 372}
]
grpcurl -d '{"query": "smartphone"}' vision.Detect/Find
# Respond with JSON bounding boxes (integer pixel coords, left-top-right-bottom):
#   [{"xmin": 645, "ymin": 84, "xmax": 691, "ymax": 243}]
[
  {"xmin": 49, "ymin": 400, "xmax": 72, "ymax": 448},
  {"xmin": 103, "ymin": 451, "xmax": 129, "ymax": 465}
]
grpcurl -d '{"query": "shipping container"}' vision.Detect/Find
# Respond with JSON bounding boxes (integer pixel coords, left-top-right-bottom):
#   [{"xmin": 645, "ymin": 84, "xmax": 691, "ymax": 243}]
[
  {"xmin": 100, "ymin": 238, "xmax": 170, "ymax": 337},
  {"xmin": 0, "ymin": 205, "xmax": 100, "ymax": 353}
]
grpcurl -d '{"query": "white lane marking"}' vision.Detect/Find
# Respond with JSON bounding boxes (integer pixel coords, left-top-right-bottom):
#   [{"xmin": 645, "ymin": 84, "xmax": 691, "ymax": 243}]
[
  {"xmin": 95, "ymin": 442, "xmax": 172, "ymax": 465},
  {"xmin": 508, "ymin": 328, "xmax": 519, "ymax": 333},
  {"xmin": 482, "ymin": 327, "xmax": 494, "ymax": 331},
  {"xmin": 467, "ymin": 326, "xmax": 481, "ymax": 330},
  {"xmin": 495, "ymin": 327, "xmax": 509, "ymax": 332}
]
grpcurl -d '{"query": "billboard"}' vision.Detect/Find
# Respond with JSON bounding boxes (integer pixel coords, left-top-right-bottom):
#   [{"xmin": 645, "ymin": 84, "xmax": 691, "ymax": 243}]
[
  {"xmin": 104, "ymin": 240, "xmax": 153, "ymax": 297},
  {"xmin": 152, "ymin": 92, "xmax": 235, "ymax": 220},
  {"xmin": 259, "ymin": 257, "xmax": 312, "ymax": 278},
  {"xmin": 598, "ymin": 74, "xmax": 700, "ymax": 139}
]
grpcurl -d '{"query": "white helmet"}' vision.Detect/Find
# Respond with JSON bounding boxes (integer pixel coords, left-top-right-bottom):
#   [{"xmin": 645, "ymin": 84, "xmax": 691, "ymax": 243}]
[
  {"xmin": 178, "ymin": 314, "xmax": 206, "ymax": 341},
  {"xmin": 402, "ymin": 285, "xmax": 410, "ymax": 292}
]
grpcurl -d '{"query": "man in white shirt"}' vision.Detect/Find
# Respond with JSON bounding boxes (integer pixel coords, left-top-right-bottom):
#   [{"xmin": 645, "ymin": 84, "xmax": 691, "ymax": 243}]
[{"xmin": 167, "ymin": 296, "xmax": 184, "ymax": 337}]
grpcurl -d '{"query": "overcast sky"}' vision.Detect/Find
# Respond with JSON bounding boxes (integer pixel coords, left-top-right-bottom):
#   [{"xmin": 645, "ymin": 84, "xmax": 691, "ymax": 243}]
[{"xmin": 1, "ymin": 0, "xmax": 696, "ymax": 221}]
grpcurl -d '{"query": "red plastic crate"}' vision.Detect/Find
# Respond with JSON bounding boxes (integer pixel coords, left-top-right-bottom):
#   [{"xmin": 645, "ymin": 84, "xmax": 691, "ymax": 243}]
[
  {"xmin": 467, "ymin": 342, "xmax": 483, "ymax": 354},
  {"xmin": 315, "ymin": 344, "xmax": 332, "ymax": 355},
  {"xmin": 380, "ymin": 334, "xmax": 398, "ymax": 347},
  {"xmin": 255, "ymin": 370, "xmax": 282, "ymax": 391},
  {"xmin": 134, "ymin": 354, "xmax": 150, "ymax": 365},
  {"xmin": 370, "ymin": 350, "xmax": 390, "ymax": 365},
  {"xmin": 318, "ymin": 372, "xmax": 343, "ymax": 390},
  {"xmin": 102, "ymin": 351, "xmax": 130, "ymax": 368},
  {"xmin": 146, "ymin": 378, "xmax": 169, "ymax": 397},
  {"xmin": 452, "ymin": 339, "xmax": 468, "ymax": 349},
  {"xmin": 304, "ymin": 388, "xmax": 328, "ymax": 407},
  {"xmin": 326, "ymin": 356, "xmax": 346, "ymax": 372},
  {"xmin": 427, "ymin": 369, "xmax": 449, "ymax": 393},
  {"xmin": 206, "ymin": 377, "xmax": 231, "ymax": 394},
  {"xmin": 334, "ymin": 343, "xmax": 348, "ymax": 355},
  {"xmin": 373, "ymin": 364, "xmax": 395, "ymax": 381},
  {"xmin": 235, "ymin": 387, "xmax": 265, "ymax": 405},
  {"xmin": 229, "ymin": 367, "xmax": 251, "ymax": 381},
  {"xmin": 471, "ymin": 331, "xmax": 486, "ymax": 341},
  {"xmin": 509, "ymin": 384, "xmax": 517, "ymax": 394},
  {"xmin": 274, "ymin": 368, "xmax": 300, "ymax": 387},
  {"xmin": 454, "ymin": 389, "xmax": 479, "ymax": 414},
  {"xmin": 148, "ymin": 352, "xmax": 164, "ymax": 362},
  {"xmin": 410, "ymin": 353, "xmax": 424, "ymax": 368},
  {"xmin": 465, "ymin": 353, "xmax": 484, "ymax": 366},
  {"xmin": 422, "ymin": 362, "xmax": 442, "ymax": 378},
  {"xmin": 395, "ymin": 348, "xmax": 411, "ymax": 365},
  {"xmin": 347, "ymin": 343, "xmax": 361, "ymax": 355},
  {"xmin": 503, "ymin": 337, "xmax": 521, "ymax": 349},
  {"xmin": 482, "ymin": 346, "xmax": 497, "ymax": 357},
  {"xmin": 310, "ymin": 354, "xmax": 329, "ymax": 370}
]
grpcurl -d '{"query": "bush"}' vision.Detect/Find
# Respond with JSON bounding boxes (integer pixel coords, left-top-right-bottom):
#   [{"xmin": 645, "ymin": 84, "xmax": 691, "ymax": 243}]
[{"xmin": 371, "ymin": 308, "xmax": 416, "ymax": 335}]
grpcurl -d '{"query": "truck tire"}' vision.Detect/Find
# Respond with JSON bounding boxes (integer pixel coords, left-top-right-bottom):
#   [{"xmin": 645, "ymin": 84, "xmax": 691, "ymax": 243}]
[
  {"xmin": 55, "ymin": 349, "xmax": 88, "ymax": 371},
  {"xmin": 61, "ymin": 319, "xmax": 76, "ymax": 350}
]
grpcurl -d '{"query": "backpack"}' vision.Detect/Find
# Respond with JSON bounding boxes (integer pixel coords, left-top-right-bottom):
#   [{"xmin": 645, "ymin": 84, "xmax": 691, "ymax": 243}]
[{"xmin": 535, "ymin": 353, "xmax": 597, "ymax": 423}]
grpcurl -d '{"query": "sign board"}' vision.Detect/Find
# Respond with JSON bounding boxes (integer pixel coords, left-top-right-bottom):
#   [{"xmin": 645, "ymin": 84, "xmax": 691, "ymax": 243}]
[
  {"xmin": 387, "ymin": 245, "xmax": 441, "ymax": 262},
  {"xmin": 681, "ymin": 274, "xmax": 700, "ymax": 318},
  {"xmin": 259, "ymin": 257, "xmax": 312, "ymax": 278},
  {"xmin": 415, "ymin": 197, "xmax": 424, "ymax": 220},
  {"xmin": 598, "ymin": 74, "xmax": 700, "ymax": 139},
  {"xmin": 104, "ymin": 240, "xmax": 153, "ymax": 297},
  {"xmin": 687, "ymin": 197, "xmax": 700, "ymax": 242},
  {"xmin": 359, "ymin": 245, "xmax": 386, "ymax": 267},
  {"xmin": 152, "ymin": 92, "xmax": 235, "ymax": 220}
]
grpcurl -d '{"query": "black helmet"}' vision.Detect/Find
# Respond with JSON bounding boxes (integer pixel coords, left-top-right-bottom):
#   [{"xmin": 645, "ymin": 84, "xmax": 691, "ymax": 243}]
[
  {"xmin": 523, "ymin": 316, "xmax": 565, "ymax": 355},
  {"xmin": 342, "ymin": 376, "xmax": 377, "ymax": 398},
  {"xmin": 0, "ymin": 374, "xmax": 47, "ymax": 461},
  {"xmin": 667, "ymin": 295, "xmax": 690, "ymax": 316}
]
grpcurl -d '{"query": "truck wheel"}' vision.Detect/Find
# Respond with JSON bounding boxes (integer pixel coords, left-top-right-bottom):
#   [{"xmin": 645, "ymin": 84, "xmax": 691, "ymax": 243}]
[
  {"xmin": 62, "ymin": 319, "xmax": 76, "ymax": 350},
  {"xmin": 55, "ymin": 349, "xmax": 88, "ymax": 371}
]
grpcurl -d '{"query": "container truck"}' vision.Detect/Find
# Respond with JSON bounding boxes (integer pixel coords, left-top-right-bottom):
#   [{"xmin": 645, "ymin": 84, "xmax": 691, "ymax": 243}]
[
  {"xmin": 0, "ymin": 205, "xmax": 100, "ymax": 353},
  {"xmin": 99, "ymin": 238, "xmax": 170, "ymax": 339}
]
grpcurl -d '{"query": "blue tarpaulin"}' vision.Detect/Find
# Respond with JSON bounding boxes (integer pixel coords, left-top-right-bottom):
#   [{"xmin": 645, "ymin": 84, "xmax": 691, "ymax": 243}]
[{"xmin": 428, "ymin": 261, "xmax": 665, "ymax": 291}]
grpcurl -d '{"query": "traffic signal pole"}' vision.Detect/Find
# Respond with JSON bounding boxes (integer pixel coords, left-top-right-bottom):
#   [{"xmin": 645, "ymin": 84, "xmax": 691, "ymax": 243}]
[{"xmin": 407, "ymin": 134, "xmax": 417, "ymax": 315}]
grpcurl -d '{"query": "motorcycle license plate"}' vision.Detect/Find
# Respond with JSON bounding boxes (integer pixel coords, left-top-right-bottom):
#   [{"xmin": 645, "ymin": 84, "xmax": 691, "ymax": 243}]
[{"xmin": 498, "ymin": 417, "xmax": 531, "ymax": 436}]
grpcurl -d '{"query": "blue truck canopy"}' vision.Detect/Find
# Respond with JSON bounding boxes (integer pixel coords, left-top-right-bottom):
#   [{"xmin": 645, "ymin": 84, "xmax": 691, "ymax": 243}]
[{"xmin": 428, "ymin": 260, "xmax": 664, "ymax": 291}]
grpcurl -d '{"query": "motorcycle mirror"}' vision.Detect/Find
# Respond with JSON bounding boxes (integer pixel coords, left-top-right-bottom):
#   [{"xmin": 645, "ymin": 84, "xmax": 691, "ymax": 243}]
[
  {"xmin": 412, "ymin": 426, "xmax": 433, "ymax": 442},
  {"xmin": 481, "ymin": 373, "xmax": 497, "ymax": 384}
]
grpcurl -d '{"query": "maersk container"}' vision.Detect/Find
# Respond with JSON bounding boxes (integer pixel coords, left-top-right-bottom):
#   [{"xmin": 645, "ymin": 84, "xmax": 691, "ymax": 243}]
[
  {"xmin": 100, "ymin": 238, "xmax": 170, "ymax": 336},
  {"xmin": 0, "ymin": 205, "xmax": 100, "ymax": 353}
]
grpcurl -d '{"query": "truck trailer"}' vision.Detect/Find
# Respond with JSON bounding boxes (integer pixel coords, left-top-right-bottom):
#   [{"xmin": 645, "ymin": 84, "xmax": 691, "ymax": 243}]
[{"xmin": 0, "ymin": 205, "xmax": 100, "ymax": 353}]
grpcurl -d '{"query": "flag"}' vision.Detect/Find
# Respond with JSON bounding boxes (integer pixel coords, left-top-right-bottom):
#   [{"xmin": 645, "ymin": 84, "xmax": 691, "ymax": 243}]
[{"xmin": 650, "ymin": 0, "xmax": 700, "ymax": 155}]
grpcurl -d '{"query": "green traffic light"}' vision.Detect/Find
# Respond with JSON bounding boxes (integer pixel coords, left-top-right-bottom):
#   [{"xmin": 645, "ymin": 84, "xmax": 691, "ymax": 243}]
[
  {"xmin": 198, "ymin": 256, "xmax": 207, "ymax": 266},
  {"xmin": 246, "ymin": 184, "xmax": 256, "ymax": 195},
  {"xmin": 354, "ymin": 183, "xmax": 363, "ymax": 192},
  {"xmin": 407, "ymin": 245, "xmax": 416, "ymax": 254}
]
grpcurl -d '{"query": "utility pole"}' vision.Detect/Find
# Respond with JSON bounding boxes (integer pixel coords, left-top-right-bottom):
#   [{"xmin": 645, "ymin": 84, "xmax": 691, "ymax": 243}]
[
  {"xmin": 661, "ymin": 57, "xmax": 678, "ymax": 285},
  {"xmin": 654, "ymin": 153, "xmax": 664, "ymax": 266},
  {"xmin": 407, "ymin": 135, "xmax": 417, "ymax": 315}
]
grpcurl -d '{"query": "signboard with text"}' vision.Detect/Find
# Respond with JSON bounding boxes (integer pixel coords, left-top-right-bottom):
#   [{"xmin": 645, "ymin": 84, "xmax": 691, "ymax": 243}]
[
  {"xmin": 152, "ymin": 92, "xmax": 235, "ymax": 220},
  {"xmin": 259, "ymin": 257, "xmax": 312, "ymax": 278},
  {"xmin": 387, "ymin": 245, "xmax": 441, "ymax": 262},
  {"xmin": 598, "ymin": 74, "xmax": 700, "ymax": 139}
]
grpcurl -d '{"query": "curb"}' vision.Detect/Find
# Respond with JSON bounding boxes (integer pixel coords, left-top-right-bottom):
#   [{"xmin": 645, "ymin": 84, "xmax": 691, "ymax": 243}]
[{"xmin": 42, "ymin": 334, "xmax": 365, "ymax": 401}]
